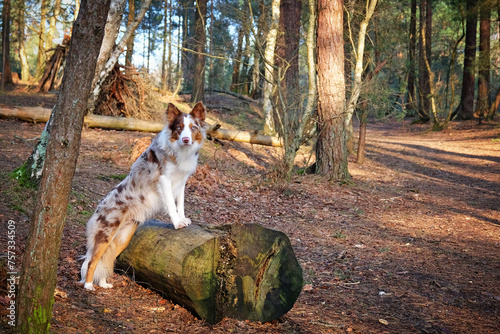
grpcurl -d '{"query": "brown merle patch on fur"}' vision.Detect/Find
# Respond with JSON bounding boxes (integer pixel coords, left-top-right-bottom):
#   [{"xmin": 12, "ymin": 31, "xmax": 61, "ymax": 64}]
[
  {"xmin": 121, "ymin": 206, "xmax": 129, "ymax": 215},
  {"xmin": 125, "ymin": 195, "xmax": 133, "ymax": 201},
  {"xmin": 169, "ymin": 112, "xmax": 185, "ymax": 143},
  {"xmin": 191, "ymin": 122, "xmax": 204, "ymax": 143},
  {"xmin": 115, "ymin": 183, "xmax": 125, "ymax": 193},
  {"xmin": 95, "ymin": 230, "xmax": 108, "ymax": 244},
  {"xmin": 97, "ymin": 214, "xmax": 109, "ymax": 226},
  {"xmin": 131, "ymin": 179, "xmax": 136, "ymax": 188},
  {"xmin": 147, "ymin": 149, "xmax": 160, "ymax": 165},
  {"xmin": 139, "ymin": 194, "xmax": 145, "ymax": 203},
  {"xmin": 109, "ymin": 219, "xmax": 120, "ymax": 228},
  {"xmin": 169, "ymin": 154, "xmax": 177, "ymax": 164},
  {"xmin": 116, "ymin": 200, "xmax": 125, "ymax": 206}
]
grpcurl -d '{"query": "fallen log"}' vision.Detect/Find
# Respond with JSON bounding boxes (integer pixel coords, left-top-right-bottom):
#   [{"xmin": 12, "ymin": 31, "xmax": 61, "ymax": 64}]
[
  {"xmin": 116, "ymin": 220, "xmax": 303, "ymax": 324},
  {"xmin": 0, "ymin": 106, "xmax": 283, "ymax": 147}
]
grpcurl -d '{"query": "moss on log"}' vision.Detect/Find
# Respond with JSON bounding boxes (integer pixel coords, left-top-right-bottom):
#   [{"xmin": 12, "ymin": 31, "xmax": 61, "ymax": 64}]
[{"xmin": 116, "ymin": 220, "xmax": 302, "ymax": 324}]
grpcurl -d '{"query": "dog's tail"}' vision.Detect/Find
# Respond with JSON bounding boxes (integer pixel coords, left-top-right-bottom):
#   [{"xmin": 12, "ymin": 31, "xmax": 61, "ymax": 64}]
[{"xmin": 79, "ymin": 242, "xmax": 117, "ymax": 286}]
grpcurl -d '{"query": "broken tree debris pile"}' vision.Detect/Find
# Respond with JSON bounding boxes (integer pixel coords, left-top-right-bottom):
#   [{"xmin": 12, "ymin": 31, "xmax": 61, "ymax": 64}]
[{"xmin": 94, "ymin": 65, "xmax": 166, "ymax": 122}]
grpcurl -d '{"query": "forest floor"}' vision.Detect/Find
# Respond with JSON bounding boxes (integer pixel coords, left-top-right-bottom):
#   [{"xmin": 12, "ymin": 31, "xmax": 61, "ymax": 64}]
[{"xmin": 0, "ymin": 90, "xmax": 499, "ymax": 333}]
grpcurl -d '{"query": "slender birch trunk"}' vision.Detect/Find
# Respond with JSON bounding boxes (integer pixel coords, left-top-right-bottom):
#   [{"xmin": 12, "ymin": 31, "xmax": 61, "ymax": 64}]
[{"xmin": 262, "ymin": 0, "xmax": 280, "ymax": 135}]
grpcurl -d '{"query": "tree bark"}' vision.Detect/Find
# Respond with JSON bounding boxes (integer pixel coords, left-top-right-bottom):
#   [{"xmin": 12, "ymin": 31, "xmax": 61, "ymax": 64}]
[
  {"xmin": 456, "ymin": 0, "xmax": 478, "ymax": 120},
  {"xmin": 230, "ymin": 27, "xmax": 244, "ymax": 93},
  {"xmin": 316, "ymin": 0, "xmax": 350, "ymax": 181},
  {"xmin": 191, "ymin": 0, "xmax": 207, "ymax": 102},
  {"xmin": 16, "ymin": 0, "xmax": 30, "ymax": 82},
  {"xmin": 356, "ymin": 110, "xmax": 367, "ymax": 164},
  {"xmin": 1, "ymin": 0, "xmax": 13, "ymax": 89},
  {"xmin": 417, "ymin": 0, "xmax": 431, "ymax": 122},
  {"xmin": 262, "ymin": 0, "xmax": 280, "ymax": 135},
  {"xmin": 87, "ymin": 0, "xmax": 152, "ymax": 113},
  {"xmin": 116, "ymin": 221, "xmax": 303, "ymax": 324},
  {"xmin": 251, "ymin": 0, "xmax": 266, "ymax": 100},
  {"xmin": 407, "ymin": 0, "xmax": 417, "ymax": 113},
  {"xmin": 181, "ymin": 0, "xmax": 195, "ymax": 92},
  {"xmin": 476, "ymin": 1, "xmax": 490, "ymax": 117},
  {"xmin": 36, "ymin": 0, "xmax": 49, "ymax": 78},
  {"xmin": 345, "ymin": 0, "xmax": 377, "ymax": 133},
  {"xmin": 47, "ymin": 0, "xmax": 62, "ymax": 49},
  {"xmin": 15, "ymin": 0, "xmax": 111, "ymax": 332},
  {"xmin": 125, "ymin": 0, "xmax": 135, "ymax": 65},
  {"xmin": 87, "ymin": 0, "xmax": 127, "ymax": 112},
  {"xmin": 275, "ymin": 0, "xmax": 301, "ymax": 135}
]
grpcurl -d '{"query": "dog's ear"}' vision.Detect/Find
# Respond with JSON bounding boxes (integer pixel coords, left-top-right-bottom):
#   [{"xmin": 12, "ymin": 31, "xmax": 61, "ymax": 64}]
[
  {"xmin": 190, "ymin": 102, "xmax": 206, "ymax": 121},
  {"xmin": 166, "ymin": 103, "xmax": 181, "ymax": 124}
]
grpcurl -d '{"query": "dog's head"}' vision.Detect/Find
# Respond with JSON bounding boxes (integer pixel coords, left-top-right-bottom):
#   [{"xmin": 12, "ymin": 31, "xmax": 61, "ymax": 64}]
[{"xmin": 167, "ymin": 102, "xmax": 206, "ymax": 148}]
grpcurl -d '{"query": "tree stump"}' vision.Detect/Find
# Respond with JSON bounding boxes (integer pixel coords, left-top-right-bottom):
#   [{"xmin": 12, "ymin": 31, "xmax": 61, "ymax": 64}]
[{"xmin": 116, "ymin": 220, "xmax": 303, "ymax": 324}]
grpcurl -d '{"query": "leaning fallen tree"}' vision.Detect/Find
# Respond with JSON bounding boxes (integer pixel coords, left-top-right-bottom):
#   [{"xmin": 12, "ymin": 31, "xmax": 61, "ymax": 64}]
[
  {"xmin": 0, "ymin": 106, "xmax": 283, "ymax": 147},
  {"xmin": 116, "ymin": 220, "xmax": 303, "ymax": 324}
]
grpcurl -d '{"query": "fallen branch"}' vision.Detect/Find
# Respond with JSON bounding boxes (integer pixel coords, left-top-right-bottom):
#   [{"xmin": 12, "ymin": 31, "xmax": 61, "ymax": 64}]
[{"xmin": 0, "ymin": 106, "xmax": 283, "ymax": 147}]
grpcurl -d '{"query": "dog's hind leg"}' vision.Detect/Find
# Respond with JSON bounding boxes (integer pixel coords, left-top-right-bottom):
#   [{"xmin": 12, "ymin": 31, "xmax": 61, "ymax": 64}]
[
  {"xmin": 114, "ymin": 222, "xmax": 139, "ymax": 256},
  {"xmin": 84, "ymin": 230, "xmax": 117, "ymax": 290}
]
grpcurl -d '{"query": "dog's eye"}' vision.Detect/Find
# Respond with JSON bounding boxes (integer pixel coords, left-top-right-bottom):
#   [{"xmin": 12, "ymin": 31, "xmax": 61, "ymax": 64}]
[
  {"xmin": 191, "ymin": 126, "xmax": 197, "ymax": 130},
  {"xmin": 176, "ymin": 125, "xmax": 182, "ymax": 131}
]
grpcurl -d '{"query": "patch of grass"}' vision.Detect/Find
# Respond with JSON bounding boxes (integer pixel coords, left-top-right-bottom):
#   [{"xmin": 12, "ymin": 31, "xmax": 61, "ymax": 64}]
[
  {"xmin": 379, "ymin": 246, "xmax": 391, "ymax": 253},
  {"xmin": 332, "ymin": 231, "xmax": 346, "ymax": 239},
  {"xmin": 97, "ymin": 174, "xmax": 127, "ymax": 182},
  {"xmin": 8, "ymin": 162, "xmax": 37, "ymax": 188},
  {"xmin": 0, "ymin": 172, "xmax": 36, "ymax": 214},
  {"xmin": 333, "ymin": 269, "xmax": 351, "ymax": 281}
]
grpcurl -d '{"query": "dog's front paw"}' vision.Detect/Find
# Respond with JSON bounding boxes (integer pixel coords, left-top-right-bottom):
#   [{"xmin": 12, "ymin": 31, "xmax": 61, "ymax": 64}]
[
  {"xmin": 84, "ymin": 282, "xmax": 95, "ymax": 291},
  {"xmin": 173, "ymin": 217, "xmax": 191, "ymax": 229},
  {"xmin": 99, "ymin": 280, "xmax": 113, "ymax": 289}
]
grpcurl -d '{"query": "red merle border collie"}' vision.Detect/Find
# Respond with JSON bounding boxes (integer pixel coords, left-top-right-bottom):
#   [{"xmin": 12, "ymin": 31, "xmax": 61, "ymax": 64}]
[{"xmin": 80, "ymin": 102, "xmax": 206, "ymax": 290}]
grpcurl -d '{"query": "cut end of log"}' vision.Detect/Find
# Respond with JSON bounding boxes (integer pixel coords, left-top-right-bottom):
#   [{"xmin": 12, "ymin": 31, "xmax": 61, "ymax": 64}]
[{"xmin": 116, "ymin": 221, "xmax": 302, "ymax": 324}]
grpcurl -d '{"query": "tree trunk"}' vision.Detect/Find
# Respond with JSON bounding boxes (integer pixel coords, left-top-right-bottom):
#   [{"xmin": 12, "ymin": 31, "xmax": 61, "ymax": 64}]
[
  {"xmin": 262, "ymin": 0, "xmax": 280, "ymax": 135},
  {"xmin": 36, "ymin": 0, "xmax": 49, "ymax": 78},
  {"xmin": 17, "ymin": 0, "xmax": 30, "ymax": 82},
  {"xmin": 275, "ymin": 0, "xmax": 301, "ymax": 133},
  {"xmin": 88, "ymin": 0, "xmax": 152, "ymax": 114},
  {"xmin": 316, "ymin": 0, "xmax": 350, "ymax": 181},
  {"xmin": 417, "ymin": 0, "xmax": 430, "ymax": 122},
  {"xmin": 251, "ymin": 0, "xmax": 266, "ymax": 100},
  {"xmin": 191, "ymin": 0, "xmax": 207, "ymax": 102},
  {"xmin": 456, "ymin": 0, "xmax": 478, "ymax": 120},
  {"xmin": 230, "ymin": 27, "xmax": 244, "ymax": 93},
  {"xmin": 116, "ymin": 221, "xmax": 303, "ymax": 324},
  {"xmin": 407, "ymin": 0, "xmax": 417, "ymax": 114},
  {"xmin": 281, "ymin": 0, "xmax": 317, "ymax": 179},
  {"xmin": 1, "ymin": 0, "xmax": 13, "ymax": 90},
  {"xmin": 356, "ymin": 110, "xmax": 367, "ymax": 164},
  {"xmin": 487, "ymin": 86, "xmax": 500, "ymax": 119},
  {"xmin": 181, "ymin": 0, "xmax": 195, "ymax": 92},
  {"xmin": 161, "ymin": 0, "xmax": 168, "ymax": 93},
  {"xmin": 15, "ymin": 0, "xmax": 111, "ymax": 332},
  {"xmin": 88, "ymin": 0, "xmax": 127, "ymax": 111},
  {"xmin": 476, "ymin": 2, "xmax": 490, "ymax": 117},
  {"xmin": 345, "ymin": 0, "xmax": 377, "ymax": 134},
  {"xmin": 125, "ymin": 0, "xmax": 135, "ymax": 65},
  {"xmin": 47, "ymin": 0, "xmax": 62, "ymax": 49}
]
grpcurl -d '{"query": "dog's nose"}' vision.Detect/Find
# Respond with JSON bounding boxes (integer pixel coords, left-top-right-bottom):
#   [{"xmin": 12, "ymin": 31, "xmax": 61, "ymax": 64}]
[{"xmin": 182, "ymin": 137, "xmax": 190, "ymax": 144}]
